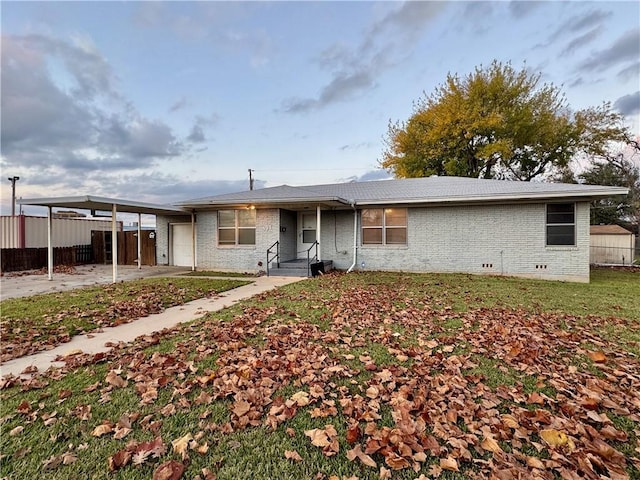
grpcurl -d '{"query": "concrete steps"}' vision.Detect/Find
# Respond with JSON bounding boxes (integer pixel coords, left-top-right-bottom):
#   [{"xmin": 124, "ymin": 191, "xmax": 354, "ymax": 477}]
[{"xmin": 268, "ymin": 259, "xmax": 333, "ymax": 277}]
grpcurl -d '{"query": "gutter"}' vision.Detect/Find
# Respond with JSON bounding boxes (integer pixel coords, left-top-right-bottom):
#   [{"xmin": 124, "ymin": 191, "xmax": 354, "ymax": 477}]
[{"xmin": 347, "ymin": 200, "xmax": 358, "ymax": 273}]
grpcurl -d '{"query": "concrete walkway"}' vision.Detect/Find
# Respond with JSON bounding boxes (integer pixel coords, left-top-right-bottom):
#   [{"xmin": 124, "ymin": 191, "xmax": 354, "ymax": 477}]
[{"xmin": 0, "ymin": 275, "xmax": 304, "ymax": 378}]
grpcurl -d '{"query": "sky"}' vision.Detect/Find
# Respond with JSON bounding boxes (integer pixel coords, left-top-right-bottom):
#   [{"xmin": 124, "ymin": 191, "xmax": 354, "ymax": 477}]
[{"xmin": 1, "ymin": 0, "xmax": 639, "ymax": 217}]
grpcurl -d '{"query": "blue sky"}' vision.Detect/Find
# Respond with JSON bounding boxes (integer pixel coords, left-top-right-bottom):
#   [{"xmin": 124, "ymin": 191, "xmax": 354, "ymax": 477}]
[{"xmin": 2, "ymin": 1, "xmax": 639, "ymax": 216}]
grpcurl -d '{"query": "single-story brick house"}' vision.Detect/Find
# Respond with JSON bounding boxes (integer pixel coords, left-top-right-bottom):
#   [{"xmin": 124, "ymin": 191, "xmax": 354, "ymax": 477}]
[{"xmin": 155, "ymin": 176, "xmax": 628, "ymax": 283}]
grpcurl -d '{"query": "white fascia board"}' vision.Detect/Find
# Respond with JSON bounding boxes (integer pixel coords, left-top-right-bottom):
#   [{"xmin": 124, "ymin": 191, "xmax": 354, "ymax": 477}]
[{"xmin": 355, "ymin": 187, "xmax": 630, "ymax": 206}]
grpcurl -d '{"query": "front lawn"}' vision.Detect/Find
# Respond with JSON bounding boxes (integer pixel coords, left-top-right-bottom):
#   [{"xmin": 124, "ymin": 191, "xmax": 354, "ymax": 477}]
[
  {"xmin": 0, "ymin": 277, "xmax": 250, "ymax": 362},
  {"xmin": 1, "ymin": 269, "xmax": 638, "ymax": 479}
]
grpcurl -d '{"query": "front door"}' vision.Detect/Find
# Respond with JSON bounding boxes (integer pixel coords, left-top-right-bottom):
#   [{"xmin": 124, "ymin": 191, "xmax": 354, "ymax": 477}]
[{"xmin": 297, "ymin": 212, "xmax": 316, "ymax": 258}]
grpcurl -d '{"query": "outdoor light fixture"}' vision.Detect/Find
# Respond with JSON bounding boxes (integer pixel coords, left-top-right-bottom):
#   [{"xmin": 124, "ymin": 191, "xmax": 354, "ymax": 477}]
[{"xmin": 7, "ymin": 176, "xmax": 20, "ymax": 216}]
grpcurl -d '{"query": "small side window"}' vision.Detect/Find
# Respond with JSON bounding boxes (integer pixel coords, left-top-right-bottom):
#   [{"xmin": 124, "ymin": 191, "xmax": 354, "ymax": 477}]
[{"xmin": 546, "ymin": 203, "xmax": 575, "ymax": 246}]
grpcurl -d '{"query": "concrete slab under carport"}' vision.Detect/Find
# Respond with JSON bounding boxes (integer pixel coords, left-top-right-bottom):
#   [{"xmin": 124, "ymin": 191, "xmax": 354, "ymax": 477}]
[
  {"xmin": 17, "ymin": 195, "xmax": 193, "ymax": 282},
  {"xmin": 0, "ymin": 264, "xmax": 189, "ymax": 300}
]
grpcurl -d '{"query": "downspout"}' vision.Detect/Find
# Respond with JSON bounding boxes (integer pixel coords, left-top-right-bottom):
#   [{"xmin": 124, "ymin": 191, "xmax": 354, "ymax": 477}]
[
  {"xmin": 137, "ymin": 213, "xmax": 142, "ymax": 270},
  {"xmin": 191, "ymin": 210, "xmax": 196, "ymax": 272},
  {"xmin": 347, "ymin": 200, "xmax": 358, "ymax": 273},
  {"xmin": 47, "ymin": 206, "xmax": 53, "ymax": 281},
  {"xmin": 112, "ymin": 203, "xmax": 118, "ymax": 283}
]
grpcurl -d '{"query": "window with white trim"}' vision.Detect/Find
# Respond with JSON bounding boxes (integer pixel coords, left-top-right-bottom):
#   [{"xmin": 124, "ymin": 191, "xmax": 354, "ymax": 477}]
[
  {"xmin": 362, "ymin": 208, "xmax": 407, "ymax": 245},
  {"xmin": 218, "ymin": 209, "xmax": 256, "ymax": 245},
  {"xmin": 546, "ymin": 203, "xmax": 575, "ymax": 246}
]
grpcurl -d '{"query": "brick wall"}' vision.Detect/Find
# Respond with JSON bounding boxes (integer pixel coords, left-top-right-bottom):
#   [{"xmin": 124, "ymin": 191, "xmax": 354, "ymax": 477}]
[
  {"xmin": 348, "ymin": 202, "xmax": 590, "ymax": 282},
  {"xmin": 195, "ymin": 209, "xmax": 280, "ymax": 272},
  {"xmin": 158, "ymin": 202, "xmax": 591, "ymax": 281},
  {"xmin": 319, "ymin": 209, "xmax": 355, "ymax": 269}
]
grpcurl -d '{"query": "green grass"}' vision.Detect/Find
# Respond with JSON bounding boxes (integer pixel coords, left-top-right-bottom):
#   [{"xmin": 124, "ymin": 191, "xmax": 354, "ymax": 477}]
[
  {"xmin": 179, "ymin": 270, "xmax": 257, "ymax": 278},
  {"xmin": 1, "ymin": 268, "xmax": 638, "ymax": 479},
  {"xmin": 0, "ymin": 277, "xmax": 250, "ymax": 360}
]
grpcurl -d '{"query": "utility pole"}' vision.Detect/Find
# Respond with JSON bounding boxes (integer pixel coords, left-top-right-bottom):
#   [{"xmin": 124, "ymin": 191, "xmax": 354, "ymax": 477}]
[
  {"xmin": 248, "ymin": 169, "xmax": 254, "ymax": 190},
  {"xmin": 8, "ymin": 176, "xmax": 19, "ymax": 216}
]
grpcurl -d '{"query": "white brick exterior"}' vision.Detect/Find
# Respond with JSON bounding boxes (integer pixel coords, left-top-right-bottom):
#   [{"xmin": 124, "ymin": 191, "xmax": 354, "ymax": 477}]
[
  {"xmin": 350, "ymin": 202, "xmax": 590, "ymax": 282},
  {"xmin": 156, "ymin": 201, "xmax": 592, "ymax": 282}
]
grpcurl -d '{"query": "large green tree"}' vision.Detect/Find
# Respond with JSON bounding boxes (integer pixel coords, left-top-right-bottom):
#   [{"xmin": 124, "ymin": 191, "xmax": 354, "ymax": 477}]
[{"xmin": 382, "ymin": 61, "xmax": 631, "ymax": 181}]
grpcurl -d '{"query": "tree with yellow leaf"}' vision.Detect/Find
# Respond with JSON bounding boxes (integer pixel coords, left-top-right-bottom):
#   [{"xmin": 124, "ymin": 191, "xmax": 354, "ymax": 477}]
[{"xmin": 382, "ymin": 61, "xmax": 631, "ymax": 181}]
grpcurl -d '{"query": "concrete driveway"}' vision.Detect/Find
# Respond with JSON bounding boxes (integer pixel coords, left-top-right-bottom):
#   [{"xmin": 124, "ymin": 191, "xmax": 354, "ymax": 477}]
[{"xmin": 0, "ymin": 264, "xmax": 191, "ymax": 300}]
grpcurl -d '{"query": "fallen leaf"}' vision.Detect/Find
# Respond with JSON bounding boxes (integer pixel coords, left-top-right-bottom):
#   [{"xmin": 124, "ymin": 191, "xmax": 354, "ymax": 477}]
[
  {"xmin": 153, "ymin": 460, "xmax": 185, "ymax": 480},
  {"xmin": 290, "ymin": 391, "xmax": 310, "ymax": 407},
  {"xmin": 440, "ymin": 456, "xmax": 459, "ymax": 471},
  {"xmin": 587, "ymin": 351, "xmax": 606, "ymax": 363},
  {"xmin": 108, "ymin": 450, "xmax": 132, "ymax": 471},
  {"xmin": 171, "ymin": 433, "xmax": 193, "ymax": 459},
  {"xmin": 539, "ymin": 429, "xmax": 575, "ymax": 451},
  {"xmin": 284, "ymin": 450, "xmax": 303, "ymax": 462},
  {"xmin": 526, "ymin": 456, "xmax": 545, "ymax": 469},
  {"xmin": 346, "ymin": 444, "xmax": 377, "ymax": 468},
  {"xmin": 481, "ymin": 436, "xmax": 502, "ymax": 453},
  {"xmin": 91, "ymin": 423, "xmax": 113, "ymax": 437},
  {"xmin": 105, "ymin": 370, "xmax": 128, "ymax": 388},
  {"xmin": 232, "ymin": 399, "xmax": 251, "ymax": 418}
]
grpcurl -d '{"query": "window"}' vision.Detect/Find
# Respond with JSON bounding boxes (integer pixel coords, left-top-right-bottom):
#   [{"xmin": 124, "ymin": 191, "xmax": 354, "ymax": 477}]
[
  {"xmin": 362, "ymin": 208, "xmax": 407, "ymax": 245},
  {"xmin": 218, "ymin": 209, "xmax": 256, "ymax": 245},
  {"xmin": 546, "ymin": 203, "xmax": 575, "ymax": 246}
]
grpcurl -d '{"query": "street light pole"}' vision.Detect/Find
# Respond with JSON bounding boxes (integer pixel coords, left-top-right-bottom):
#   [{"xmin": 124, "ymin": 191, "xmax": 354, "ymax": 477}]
[{"xmin": 8, "ymin": 176, "xmax": 20, "ymax": 216}]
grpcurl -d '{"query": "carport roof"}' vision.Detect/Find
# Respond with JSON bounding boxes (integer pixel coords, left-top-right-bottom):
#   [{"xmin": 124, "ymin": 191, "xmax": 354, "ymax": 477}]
[{"xmin": 18, "ymin": 195, "xmax": 189, "ymax": 215}]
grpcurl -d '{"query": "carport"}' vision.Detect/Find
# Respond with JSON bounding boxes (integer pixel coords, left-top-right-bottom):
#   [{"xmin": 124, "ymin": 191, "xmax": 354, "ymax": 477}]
[{"xmin": 18, "ymin": 196, "xmax": 193, "ymax": 283}]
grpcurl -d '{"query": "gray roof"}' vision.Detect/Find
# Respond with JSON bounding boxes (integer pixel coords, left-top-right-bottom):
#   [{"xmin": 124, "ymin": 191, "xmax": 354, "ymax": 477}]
[{"xmin": 178, "ymin": 176, "xmax": 629, "ymax": 208}]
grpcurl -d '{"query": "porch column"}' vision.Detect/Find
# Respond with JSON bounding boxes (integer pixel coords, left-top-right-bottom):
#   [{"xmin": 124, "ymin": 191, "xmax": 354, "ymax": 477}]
[
  {"xmin": 47, "ymin": 206, "xmax": 53, "ymax": 280},
  {"xmin": 191, "ymin": 211, "xmax": 196, "ymax": 271},
  {"xmin": 112, "ymin": 204, "xmax": 118, "ymax": 283},
  {"xmin": 137, "ymin": 213, "xmax": 142, "ymax": 270},
  {"xmin": 316, "ymin": 205, "xmax": 321, "ymax": 261}
]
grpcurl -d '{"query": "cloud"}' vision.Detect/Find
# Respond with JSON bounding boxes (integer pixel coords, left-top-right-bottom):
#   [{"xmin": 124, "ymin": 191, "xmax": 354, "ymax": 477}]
[
  {"xmin": 550, "ymin": 9, "xmax": 612, "ymax": 42},
  {"xmin": 339, "ymin": 169, "xmax": 392, "ymax": 183},
  {"xmin": 578, "ymin": 28, "xmax": 640, "ymax": 73},
  {"xmin": 284, "ymin": 69, "xmax": 376, "ymax": 113},
  {"xmin": 614, "ymin": 91, "xmax": 640, "ymax": 116},
  {"xmin": 339, "ymin": 141, "xmax": 376, "ymax": 152},
  {"xmin": 508, "ymin": 1, "xmax": 543, "ymax": 18},
  {"xmin": 1, "ymin": 34, "xmax": 186, "ymax": 177},
  {"xmin": 282, "ymin": 2, "xmax": 447, "ymax": 113},
  {"xmin": 617, "ymin": 61, "xmax": 640, "ymax": 82},
  {"xmin": 184, "ymin": 114, "xmax": 219, "ymax": 143},
  {"xmin": 187, "ymin": 125, "xmax": 205, "ymax": 143},
  {"xmin": 560, "ymin": 27, "xmax": 602, "ymax": 57},
  {"xmin": 169, "ymin": 96, "xmax": 189, "ymax": 113}
]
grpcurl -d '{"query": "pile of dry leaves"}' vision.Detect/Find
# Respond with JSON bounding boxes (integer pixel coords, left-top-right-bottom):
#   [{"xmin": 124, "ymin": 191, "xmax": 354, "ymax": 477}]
[
  {"xmin": 3, "ymin": 280, "xmax": 639, "ymax": 479},
  {"xmin": 0, "ymin": 283, "xmax": 194, "ymax": 362}
]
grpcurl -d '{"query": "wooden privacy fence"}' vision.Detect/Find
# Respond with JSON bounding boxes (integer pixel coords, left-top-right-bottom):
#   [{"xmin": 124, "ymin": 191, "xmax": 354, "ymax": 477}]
[
  {"xmin": 92, "ymin": 230, "xmax": 156, "ymax": 266},
  {"xmin": 0, "ymin": 245, "xmax": 94, "ymax": 273}
]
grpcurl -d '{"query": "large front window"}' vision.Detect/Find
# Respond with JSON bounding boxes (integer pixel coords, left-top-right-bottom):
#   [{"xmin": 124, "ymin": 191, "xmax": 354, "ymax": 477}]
[
  {"xmin": 362, "ymin": 208, "xmax": 407, "ymax": 245},
  {"xmin": 218, "ymin": 209, "xmax": 256, "ymax": 245},
  {"xmin": 546, "ymin": 203, "xmax": 575, "ymax": 246}
]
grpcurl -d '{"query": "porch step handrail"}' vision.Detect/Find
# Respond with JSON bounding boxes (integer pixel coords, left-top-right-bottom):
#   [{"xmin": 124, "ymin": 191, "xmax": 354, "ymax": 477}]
[
  {"xmin": 306, "ymin": 240, "xmax": 319, "ymax": 277},
  {"xmin": 266, "ymin": 240, "xmax": 280, "ymax": 276}
]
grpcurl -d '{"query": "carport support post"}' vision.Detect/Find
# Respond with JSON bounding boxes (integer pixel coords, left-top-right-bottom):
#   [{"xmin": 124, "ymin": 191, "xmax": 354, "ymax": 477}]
[
  {"xmin": 191, "ymin": 211, "xmax": 196, "ymax": 271},
  {"xmin": 137, "ymin": 213, "xmax": 142, "ymax": 270},
  {"xmin": 112, "ymin": 204, "xmax": 118, "ymax": 283},
  {"xmin": 316, "ymin": 205, "xmax": 321, "ymax": 261},
  {"xmin": 47, "ymin": 206, "xmax": 53, "ymax": 280}
]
